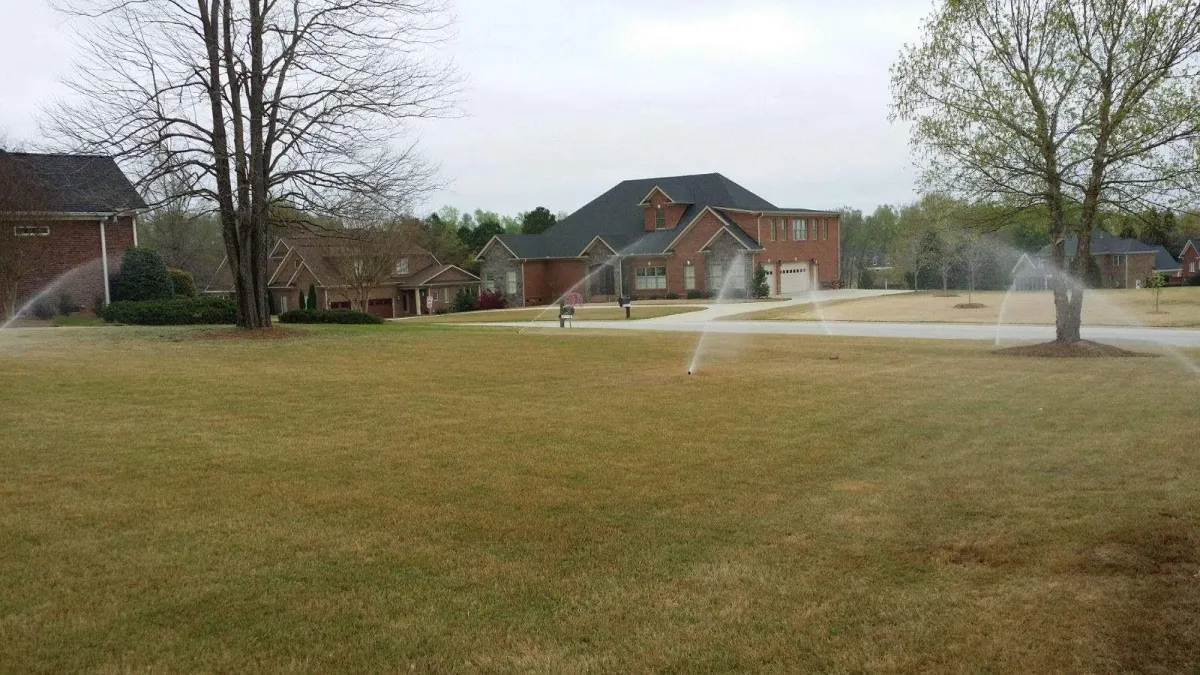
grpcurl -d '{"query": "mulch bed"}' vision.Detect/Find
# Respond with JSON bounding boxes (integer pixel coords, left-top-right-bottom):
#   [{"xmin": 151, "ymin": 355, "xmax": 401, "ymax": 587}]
[
  {"xmin": 192, "ymin": 327, "xmax": 303, "ymax": 341},
  {"xmin": 995, "ymin": 340, "xmax": 1150, "ymax": 358},
  {"xmin": 954, "ymin": 303, "xmax": 987, "ymax": 309}
]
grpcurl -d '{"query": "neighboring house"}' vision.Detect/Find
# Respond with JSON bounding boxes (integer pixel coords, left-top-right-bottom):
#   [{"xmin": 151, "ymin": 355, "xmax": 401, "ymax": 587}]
[
  {"xmin": 475, "ymin": 173, "xmax": 840, "ymax": 306},
  {"xmin": 1034, "ymin": 231, "xmax": 1180, "ymax": 289},
  {"xmin": 1177, "ymin": 239, "xmax": 1200, "ymax": 282},
  {"xmin": 863, "ymin": 249, "xmax": 892, "ymax": 270},
  {"xmin": 1011, "ymin": 253, "xmax": 1051, "ymax": 290},
  {"xmin": 1, "ymin": 152, "xmax": 147, "ymax": 309},
  {"xmin": 205, "ymin": 233, "xmax": 480, "ymax": 317}
]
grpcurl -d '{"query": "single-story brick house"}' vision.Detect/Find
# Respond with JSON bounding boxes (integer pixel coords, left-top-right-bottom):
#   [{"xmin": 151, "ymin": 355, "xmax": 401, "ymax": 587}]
[
  {"xmin": 1, "ymin": 152, "xmax": 146, "ymax": 311},
  {"xmin": 475, "ymin": 173, "xmax": 840, "ymax": 307},
  {"xmin": 205, "ymin": 233, "xmax": 480, "ymax": 318},
  {"xmin": 1030, "ymin": 231, "xmax": 1180, "ymax": 290},
  {"xmin": 1175, "ymin": 239, "xmax": 1200, "ymax": 283}
]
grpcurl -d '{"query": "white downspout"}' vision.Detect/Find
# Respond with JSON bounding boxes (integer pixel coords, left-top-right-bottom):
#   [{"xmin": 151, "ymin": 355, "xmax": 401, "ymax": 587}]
[
  {"xmin": 99, "ymin": 217, "xmax": 111, "ymax": 305},
  {"xmin": 131, "ymin": 214, "xmax": 138, "ymax": 247}
]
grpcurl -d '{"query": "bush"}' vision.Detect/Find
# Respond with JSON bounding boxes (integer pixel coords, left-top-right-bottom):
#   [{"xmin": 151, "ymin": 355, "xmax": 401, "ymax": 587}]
[
  {"xmin": 476, "ymin": 289, "xmax": 507, "ymax": 311},
  {"xmin": 113, "ymin": 247, "xmax": 173, "ymax": 302},
  {"xmin": 278, "ymin": 309, "xmax": 383, "ymax": 324},
  {"xmin": 452, "ymin": 287, "xmax": 476, "ymax": 313},
  {"xmin": 92, "ymin": 296, "xmax": 105, "ymax": 317},
  {"xmin": 58, "ymin": 293, "xmax": 77, "ymax": 316},
  {"xmin": 750, "ymin": 266, "xmax": 770, "ymax": 298},
  {"xmin": 307, "ymin": 284, "xmax": 318, "ymax": 311},
  {"xmin": 1187, "ymin": 273, "xmax": 1200, "ymax": 287},
  {"xmin": 663, "ymin": 292, "xmax": 680, "ymax": 300},
  {"xmin": 686, "ymin": 290, "xmax": 714, "ymax": 300},
  {"xmin": 167, "ymin": 268, "xmax": 198, "ymax": 297},
  {"xmin": 32, "ymin": 301, "xmax": 56, "ymax": 320},
  {"xmin": 101, "ymin": 296, "xmax": 237, "ymax": 325}
]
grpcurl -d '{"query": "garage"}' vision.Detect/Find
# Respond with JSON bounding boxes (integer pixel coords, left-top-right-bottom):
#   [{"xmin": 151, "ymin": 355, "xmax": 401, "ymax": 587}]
[
  {"xmin": 366, "ymin": 297, "xmax": 395, "ymax": 318},
  {"xmin": 778, "ymin": 262, "xmax": 810, "ymax": 295}
]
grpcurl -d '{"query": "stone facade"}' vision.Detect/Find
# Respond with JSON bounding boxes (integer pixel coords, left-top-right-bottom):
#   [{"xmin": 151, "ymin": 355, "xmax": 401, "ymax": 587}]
[
  {"xmin": 479, "ymin": 244, "xmax": 524, "ymax": 307},
  {"xmin": 704, "ymin": 232, "xmax": 754, "ymax": 295}
]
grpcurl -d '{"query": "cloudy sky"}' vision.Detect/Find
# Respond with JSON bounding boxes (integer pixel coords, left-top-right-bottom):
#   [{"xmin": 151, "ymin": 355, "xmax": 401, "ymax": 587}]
[{"xmin": 0, "ymin": 0, "xmax": 933, "ymax": 217}]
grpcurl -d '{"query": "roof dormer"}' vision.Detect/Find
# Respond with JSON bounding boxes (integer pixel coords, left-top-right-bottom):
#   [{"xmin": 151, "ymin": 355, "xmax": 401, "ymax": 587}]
[{"xmin": 640, "ymin": 185, "xmax": 689, "ymax": 232}]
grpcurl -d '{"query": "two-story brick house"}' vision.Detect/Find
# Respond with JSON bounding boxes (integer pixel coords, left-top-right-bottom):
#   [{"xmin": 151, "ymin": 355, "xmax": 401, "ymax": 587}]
[
  {"xmin": 476, "ymin": 173, "xmax": 839, "ymax": 306},
  {"xmin": 1034, "ymin": 231, "xmax": 1180, "ymax": 289},
  {"xmin": 1, "ymin": 152, "xmax": 146, "ymax": 313}
]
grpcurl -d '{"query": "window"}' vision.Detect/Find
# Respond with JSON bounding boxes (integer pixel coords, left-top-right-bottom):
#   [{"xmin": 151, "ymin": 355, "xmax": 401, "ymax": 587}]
[
  {"xmin": 483, "ymin": 273, "xmax": 496, "ymax": 292},
  {"xmin": 654, "ymin": 206, "xmax": 666, "ymax": 230},
  {"xmin": 684, "ymin": 263, "xmax": 696, "ymax": 290},
  {"xmin": 353, "ymin": 260, "xmax": 364, "ymax": 276},
  {"xmin": 769, "ymin": 219, "xmax": 777, "ymax": 242},
  {"xmin": 635, "ymin": 266, "xmax": 667, "ymax": 290},
  {"xmin": 505, "ymin": 269, "xmax": 518, "ymax": 295},
  {"xmin": 780, "ymin": 219, "xmax": 788, "ymax": 241},
  {"xmin": 280, "ymin": 296, "xmax": 288, "ymax": 313},
  {"xmin": 14, "ymin": 225, "xmax": 49, "ymax": 237},
  {"xmin": 1114, "ymin": 254, "xmax": 1125, "ymax": 266},
  {"xmin": 708, "ymin": 263, "xmax": 723, "ymax": 289},
  {"xmin": 1191, "ymin": 261, "xmax": 1196, "ymax": 273},
  {"xmin": 443, "ymin": 287, "xmax": 451, "ymax": 302},
  {"xmin": 728, "ymin": 263, "xmax": 746, "ymax": 290},
  {"xmin": 792, "ymin": 219, "xmax": 807, "ymax": 241},
  {"xmin": 395, "ymin": 258, "xmax": 409, "ymax": 275},
  {"xmin": 822, "ymin": 219, "xmax": 829, "ymax": 240}
]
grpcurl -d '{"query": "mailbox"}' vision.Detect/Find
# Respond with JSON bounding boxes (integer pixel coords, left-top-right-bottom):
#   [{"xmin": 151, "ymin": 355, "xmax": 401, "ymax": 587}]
[{"xmin": 559, "ymin": 302, "xmax": 575, "ymax": 328}]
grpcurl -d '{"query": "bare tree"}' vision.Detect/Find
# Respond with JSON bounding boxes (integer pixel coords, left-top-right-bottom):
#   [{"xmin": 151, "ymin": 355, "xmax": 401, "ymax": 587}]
[
  {"xmin": 45, "ymin": 0, "xmax": 459, "ymax": 329},
  {"xmin": 893, "ymin": 0, "xmax": 1200, "ymax": 343},
  {"xmin": 0, "ymin": 153, "xmax": 54, "ymax": 319},
  {"xmin": 961, "ymin": 231, "xmax": 990, "ymax": 305},
  {"xmin": 890, "ymin": 230, "xmax": 933, "ymax": 291},
  {"xmin": 322, "ymin": 220, "xmax": 420, "ymax": 312},
  {"xmin": 934, "ymin": 228, "xmax": 965, "ymax": 293}
]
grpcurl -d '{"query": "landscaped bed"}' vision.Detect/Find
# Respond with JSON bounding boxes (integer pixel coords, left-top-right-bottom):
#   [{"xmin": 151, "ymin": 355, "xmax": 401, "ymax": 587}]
[
  {"xmin": 1, "ymin": 325, "xmax": 1199, "ymax": 671},
  {"xmin": 741, "ymin": 287, "xmax": 1200, "ymax": 327}
]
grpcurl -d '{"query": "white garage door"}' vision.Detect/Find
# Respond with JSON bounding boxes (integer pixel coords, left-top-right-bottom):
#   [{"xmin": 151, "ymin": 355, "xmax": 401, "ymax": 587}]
[{"xmin": 779, "ymin": 263, "xmax": 810, "ymax": 295}]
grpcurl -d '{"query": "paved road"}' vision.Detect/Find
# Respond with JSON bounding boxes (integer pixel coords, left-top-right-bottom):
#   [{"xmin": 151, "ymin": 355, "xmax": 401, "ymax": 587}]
[{"xmin": 464, "ymin": 290, "xmax": 1200, "ymax": 348}]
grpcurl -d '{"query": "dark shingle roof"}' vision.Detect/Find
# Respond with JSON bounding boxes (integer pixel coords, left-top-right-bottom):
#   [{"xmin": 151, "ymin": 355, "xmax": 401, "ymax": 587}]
[
  {"xmin": 490, "ymin": 173, "xmax": 800, "ymax": 259},
  {"xmin": 1036, "ymin": 231, "xmax": 1180, "ymax": 272},
  {"xmin": 1154, "ymin": 246, "xmax": 1181, "ymax": 272},
  {"xmin": 2, "ymin": 152, "xmax": 146, "ymax": 213}
]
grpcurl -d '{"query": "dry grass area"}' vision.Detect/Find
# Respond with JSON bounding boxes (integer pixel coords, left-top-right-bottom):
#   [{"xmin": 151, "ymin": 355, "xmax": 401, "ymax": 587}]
[
  {"xmin": 402, "ymin": 305, "xmax": 701, "ymax": 324},
  {"xmin": 2, "ymin": 325, "xmax": 1200, "ymax": 672},
  {"xmin": 744, "ymin": 287, "xmax": 1200, "ymax": 327}
]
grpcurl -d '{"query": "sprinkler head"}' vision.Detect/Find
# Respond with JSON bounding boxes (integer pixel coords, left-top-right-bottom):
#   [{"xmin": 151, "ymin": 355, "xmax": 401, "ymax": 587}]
[{"xmin": 687, "ymin": 369, "xmax": 693, "ymax": 375}]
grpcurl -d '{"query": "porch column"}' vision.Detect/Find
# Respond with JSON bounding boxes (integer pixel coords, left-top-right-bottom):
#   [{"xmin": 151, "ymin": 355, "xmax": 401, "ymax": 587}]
[
  {"xmin": 99, "ymin": 217, "xmax": 111, "ymax": 305},
  {"xmin": 415, "ymin": 289, "xmax": 421, "ymax": 315}
]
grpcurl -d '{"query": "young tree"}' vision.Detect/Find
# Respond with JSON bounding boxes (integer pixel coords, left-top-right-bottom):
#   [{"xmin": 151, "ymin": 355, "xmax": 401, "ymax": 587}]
[
  {"xmin": 961, "ymin": 231, "xmax": 990, "ymax": 304},
  {"xmin": 934, "ymin": 228, "xmax": 965, "ymax": 293},
  {"xmin": 890, "ymin": 230, "xmax": 933, "ymax": 291},
  {"xmin": 893, "ymin": 0, "xmax": 1200, "ymax": 343},
  {"xmin": 47, "ymin": 0, "xmax": 460, "ymax": 329},
  {"xmin": 323, "ymin": 221, "xmax": 419, "ymax": 312},
  {"xmin": 750, "ymin": 265, "xmax": 770, "ymax": 298},
  {"xmin": 1146, "ymin": 271, "xmax": 1167, "ymax": 313}
]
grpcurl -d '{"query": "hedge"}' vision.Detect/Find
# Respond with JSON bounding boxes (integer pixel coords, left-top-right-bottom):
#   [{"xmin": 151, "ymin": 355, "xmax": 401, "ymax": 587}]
[
  {"xmin": 101, "ymin": 297, "xmax": 238, "ymax": 325},
  {"xmin": 278, "ymin": 309, "xmax": 383, "ymax": 324}
]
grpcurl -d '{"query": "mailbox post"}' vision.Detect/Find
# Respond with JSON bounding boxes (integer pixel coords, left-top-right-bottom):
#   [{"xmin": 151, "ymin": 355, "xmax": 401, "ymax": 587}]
[
  {"xmin": 617, "ymin": 295, "xmax": 631, "ymax": 319},
  {"xmin": 559, "ymin": 302, "xmax": 575, "ymax": 328}
]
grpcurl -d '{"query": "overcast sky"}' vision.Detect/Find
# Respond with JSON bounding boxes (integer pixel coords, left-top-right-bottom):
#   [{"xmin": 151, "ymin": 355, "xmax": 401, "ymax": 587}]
[{"xmin": 0, "ymin": 0, "xmax": 932, "ymax": 217}]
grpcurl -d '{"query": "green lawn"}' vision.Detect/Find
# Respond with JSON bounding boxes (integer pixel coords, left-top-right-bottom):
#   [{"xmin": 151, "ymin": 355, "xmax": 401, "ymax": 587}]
[
  {"xmin": 1, "ymin": 325, "xmax": 1199, "ymax": 672},
  {"xmin": 402, "ymin": 305, "xmax": 701, "ymax": 323}
]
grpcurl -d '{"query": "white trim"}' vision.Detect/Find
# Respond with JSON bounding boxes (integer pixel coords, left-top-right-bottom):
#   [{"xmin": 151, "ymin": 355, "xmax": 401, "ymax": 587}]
[
  {"xmin": 699, "ymin": 224, "xmax": 755, "ymax": 252},
  {"xmin": 637, "ymin": 185, "xmax": 679, "ymax": 205},
  {"xmin": 205, "ymin": 257, "xmax": 230, "ymax": 293},
  {"xmin": 266, "ymin": 248, "xmax": 297, "ymax": 286},
  {"xmin": 1181, "ymin": 240, "xmax": 1198, "ymax": 259},
  {"xmin": 476, "ymin": 235, "xmax": 519, "ymax": 260},
  {"xmin": 578, "ymin": 235, "xmax": 618, "ymax": 257},
  {"xmin": 285, "ymin": 259, "xmax": 324, "ymax": 288},
  {"xmin": 268, "ymin": 239, "xmax": 291, "ymax": 258},
  {"xmin": 131, "ymin": 216, "xmax": 138, "ymax": 247},
  {"xmin": 413, "ymin": 264, "xmax": 482, "ymax": 286},
  {"xmin": 664, "ymin": 206, "xmax": 723, "ymax": 252},
  {"xmin": 99, "ymin": 217, "xmax": 111, "ymax": 305},
  {"xmin": 719, "ymin": 206, "xmax": 840, "ymax": 217}
]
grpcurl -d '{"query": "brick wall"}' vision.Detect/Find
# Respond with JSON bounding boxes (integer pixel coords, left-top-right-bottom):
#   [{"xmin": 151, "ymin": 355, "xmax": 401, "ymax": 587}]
[
  {"xmin": 642, "ymin": 190, "xmax": 688, "ymax": 232},
  {"xmin": 756, "ymin": 213, "xmax": 840, "ymax": 287},
  {"xmin": 13, "ymin": 215, "xmax": 135, "ymax": 312},
  {"xmin": 1096, "ymin": 252, "xmax": 1155, "ymax": 289},
  {"xmin": 1177, "ymin": 245, "xmax": 1199, "ymax": 282}
]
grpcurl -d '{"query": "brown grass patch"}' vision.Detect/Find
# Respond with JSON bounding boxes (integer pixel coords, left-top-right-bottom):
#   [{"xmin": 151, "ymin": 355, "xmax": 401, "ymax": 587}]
[
  {"xmin": 995, "ymin": 339, "xmax": 1148, "ymax": 358},
  {"xmin": 192, "ymin": 326, "xmax": 302, "ymax": 340},
  {"xmin": 954, "ymin": 302, "xmax": 987, "ymax": 309}
]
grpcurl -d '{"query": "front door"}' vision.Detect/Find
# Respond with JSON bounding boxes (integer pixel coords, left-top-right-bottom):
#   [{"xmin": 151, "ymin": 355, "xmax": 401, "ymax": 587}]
[{"xmin": 588, "ymin": 265, "xmax": 615, "ymax": 299}]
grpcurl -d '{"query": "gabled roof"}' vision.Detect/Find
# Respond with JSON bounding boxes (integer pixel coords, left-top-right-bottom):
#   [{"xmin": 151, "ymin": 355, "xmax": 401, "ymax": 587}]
[
  {"xmin": 488, "ymin": 173, "xmax": 813, "ymax": 259},
  {"xmin": 1154, "ymin": 246, "xmax": 1181, "ymax": 272},
  {"xmin": 1180, "ymin": 239, "xmax": 1200, "ymax": 258},
  {"xmin": 0, "ymin": 152, "xmax": 147, "ymax": 213},
  {"xmin": 400, "ymin": 264, "xmax": 480, "ymax": 287},
  {"xmin": 1034, "ymin": 231, "xmax": 1180, "ymax": 272}
]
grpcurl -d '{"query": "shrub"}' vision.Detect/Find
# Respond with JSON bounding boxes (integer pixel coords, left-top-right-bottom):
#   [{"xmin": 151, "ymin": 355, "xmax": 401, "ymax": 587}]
[
  {"xmin": 113, "ymin": 247, "xmax": 173, "ymax": 302},
  {"xmin": 167, "ymin": 268, "xmax": 198, "ymax": 297},
  {"xmin": 750, "ymin": 266, "xmax": 770, "ymax": 298},
  {"xmin": 278, "ymin": 309, "xmax": 383, "ymax": 324},
  {"xmin": 1187, "ymin": 273, "xmax": 1200, "ymax": 287},
  {"xmin": 32, "ymin": 301, "xmax": 56, "ymax": 320},
  {"xmin": 307, "ymin": 284, "xmax": 318, "ymax": 311},
  {"xmin": 663, "ymin": 292, "xmax": 680, "ymax": 300},
  {"xmin": 101, "ymin": 297, "xmax": 237, "ymax": 325},
  {"xmin": 476, "ymin": 289, "xmax": 507, "ymax": 310},
  {"xmin": 58, "ymin": 293, "xmax": 76, "ymax": 316},
  {"xmin": 452, "ymin": 287, "xmax": 476, "ymax": 313},
  {"xmin": 92, "ymin": 295, "xmax": 105, "ymax": 317},
  {"xmin": 686, "ymin": 290, "xmax": 714, "ymax": 300}
]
